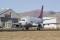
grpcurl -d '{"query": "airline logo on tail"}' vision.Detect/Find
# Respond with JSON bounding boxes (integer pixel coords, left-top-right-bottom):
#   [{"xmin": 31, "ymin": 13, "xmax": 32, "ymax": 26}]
[{"xmin": 38, "ymin": 5, "xmax": 43, "ymax": 18}]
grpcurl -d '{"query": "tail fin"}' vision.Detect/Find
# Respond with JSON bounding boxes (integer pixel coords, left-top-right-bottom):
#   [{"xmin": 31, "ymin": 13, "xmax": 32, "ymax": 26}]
[{"xmin": 38, "ymin": 5, "xmax": 43, "ymax": 18}]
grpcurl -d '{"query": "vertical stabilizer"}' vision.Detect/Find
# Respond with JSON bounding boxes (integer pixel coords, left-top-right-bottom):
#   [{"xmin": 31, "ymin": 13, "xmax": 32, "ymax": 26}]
[{"xmin": 38, "ymin": 5, "xmax": 43, "ymax": 18}]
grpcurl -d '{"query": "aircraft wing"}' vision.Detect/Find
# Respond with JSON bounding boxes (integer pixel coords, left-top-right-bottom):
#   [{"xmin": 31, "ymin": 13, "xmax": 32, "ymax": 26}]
[
  {"xmin": 43, "ymin": 23, "xmax": 60, "ymax": 25},
  {"xmin": 43, "ymin": 17, "xmax": 58, "ymax": 25},
  {"xmin": 43, "ymin": 17, "xmax": 55, "ymax": 21}
]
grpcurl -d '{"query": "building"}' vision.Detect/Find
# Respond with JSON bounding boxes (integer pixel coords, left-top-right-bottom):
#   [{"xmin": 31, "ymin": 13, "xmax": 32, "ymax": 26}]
[{"xmin": 0, "ymin": 9, "xmax": 19, "ymax": 28}]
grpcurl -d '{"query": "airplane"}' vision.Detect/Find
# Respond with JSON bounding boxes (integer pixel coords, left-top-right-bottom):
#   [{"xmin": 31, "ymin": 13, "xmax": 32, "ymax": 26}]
[
  {"xmin": 17, "ymin": 5, "xmax": 60, "ymax": 30},
  {"xmin": 18, "ymin": 5, "xmax": 44, "ymax": 30}
]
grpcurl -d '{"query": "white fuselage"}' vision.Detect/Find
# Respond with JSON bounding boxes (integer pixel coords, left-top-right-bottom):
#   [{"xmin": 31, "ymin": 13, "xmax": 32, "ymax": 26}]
[{"xmin": 19, "ymin": 16, "xmax": 43, "ymax": 27}]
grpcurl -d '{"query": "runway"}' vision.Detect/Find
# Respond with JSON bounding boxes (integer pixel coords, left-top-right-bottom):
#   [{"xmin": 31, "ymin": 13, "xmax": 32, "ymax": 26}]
[{"xmin": 0, "ymin": 31, "xmax": 60, "ymax": 40}]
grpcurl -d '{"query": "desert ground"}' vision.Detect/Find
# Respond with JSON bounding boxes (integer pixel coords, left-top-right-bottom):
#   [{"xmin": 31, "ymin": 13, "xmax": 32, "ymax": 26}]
[{"xmin": 0, "ymin": 31, "xmax": 60, "ymax": 40}]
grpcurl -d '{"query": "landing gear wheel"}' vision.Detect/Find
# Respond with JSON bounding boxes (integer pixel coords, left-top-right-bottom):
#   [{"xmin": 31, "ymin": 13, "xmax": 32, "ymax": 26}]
[
  {"xmin": 37, "ymin": 24, "xmax": 42, "ymax": 30},
  {"xmin": 37, "ymin": 28, "xmax": 40, "ymax": 30},
  {"xmin": 25, "ymin": 27, "xmax": 29, "ymax": 30}
]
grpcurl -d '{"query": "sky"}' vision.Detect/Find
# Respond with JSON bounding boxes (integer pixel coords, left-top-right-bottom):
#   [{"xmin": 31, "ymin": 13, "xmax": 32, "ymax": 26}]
[{"xmin": 0, "ymin": 0, "xmax": 60, "ymax": 12}]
